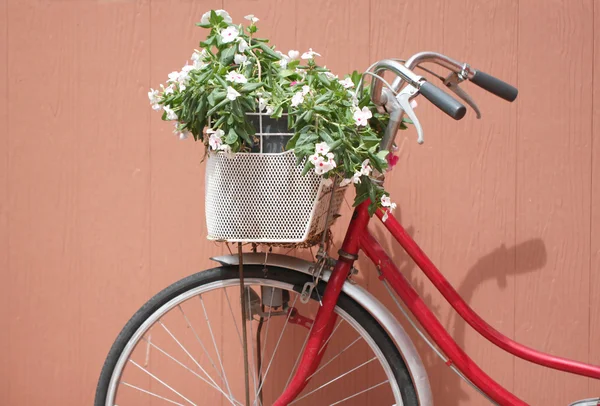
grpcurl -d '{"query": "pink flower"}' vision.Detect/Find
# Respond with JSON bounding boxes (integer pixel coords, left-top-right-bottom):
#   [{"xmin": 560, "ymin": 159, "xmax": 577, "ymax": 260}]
[{"xmin": 387, "ymin": 153, "xmax": 399, "ymax": 170}]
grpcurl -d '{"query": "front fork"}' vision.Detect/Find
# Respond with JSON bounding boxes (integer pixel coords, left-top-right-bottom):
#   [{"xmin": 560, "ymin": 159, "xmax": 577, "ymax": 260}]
[{"xmin": 273, "ymin": 202, "xmax": 371, "ymax": 405}]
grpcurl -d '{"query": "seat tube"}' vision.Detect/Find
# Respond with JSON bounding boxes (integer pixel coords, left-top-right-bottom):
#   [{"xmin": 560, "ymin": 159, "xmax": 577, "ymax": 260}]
[{"xmin": 273, "ymin": 201, "xmax": 372, "ymax": 405}]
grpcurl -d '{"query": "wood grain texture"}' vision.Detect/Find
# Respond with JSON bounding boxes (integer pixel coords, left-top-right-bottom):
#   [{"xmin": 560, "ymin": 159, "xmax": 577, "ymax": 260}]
[
  {"xmin": 7, "ymin": 2, "xmax": 83, "ymax": 404},
  {"xmin": 368, "ymin": 1, "xmax": 463, "ymax": 403},
  {"xmin": 515, "ymin": 0, "xmax": 594, "ymax": 404},
  {"xmin": 0, "ymin": 0, "xmax": 8, "ymax": 403},
  {"xmin": 74, "ymin": 2, "xmax": 151, "ymax": 404},
  {"xmin": 7, "ymin": 1, "xmax": 152, "ymax": 405},
  {"xmin": 437, "ymin": 1, "xmax": 519, "ymax": 405},
  {"xmin": 590, "ymin": 0, "xmax": 600, "ymax": 397}
]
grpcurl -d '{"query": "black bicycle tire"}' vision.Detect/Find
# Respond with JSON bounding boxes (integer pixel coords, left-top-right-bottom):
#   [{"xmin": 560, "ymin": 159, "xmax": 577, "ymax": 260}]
[{"xmin": 94, "ymin": 265, "xmax": 419, "ymax": 406}]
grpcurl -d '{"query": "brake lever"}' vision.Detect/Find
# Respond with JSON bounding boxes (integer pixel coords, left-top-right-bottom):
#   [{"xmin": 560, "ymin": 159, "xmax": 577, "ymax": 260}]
[
  {"xmin": 443, "ymin": 72, "xmax": 481, "ymax": 119},
  {"xmin": 395, "ymin": 84, "xmax": 424, "ymax": 144}
]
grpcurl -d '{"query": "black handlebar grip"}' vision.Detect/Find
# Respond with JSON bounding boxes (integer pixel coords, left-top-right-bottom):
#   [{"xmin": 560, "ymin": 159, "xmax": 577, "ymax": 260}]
[
  {"xmin": 419, "ymin": 82, "xmax": 467, "ymax": 120},
  {"xmin": 471, "ymin": 70, "xmax": 518, "ymax": 102}
]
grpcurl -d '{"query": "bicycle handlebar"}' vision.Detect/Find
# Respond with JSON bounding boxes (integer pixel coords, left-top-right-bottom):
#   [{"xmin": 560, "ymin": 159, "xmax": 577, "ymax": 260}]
[
  {"xmin": 368, "ymin": 51, "xmax": 518, "ymax": 151},
  {"xmin": 470, "ymin": 70, "xmax": 518, "ymax": 102},
  {"xmin": 419, "ymin": 82, "xmax": 467, "ymax": 120}
]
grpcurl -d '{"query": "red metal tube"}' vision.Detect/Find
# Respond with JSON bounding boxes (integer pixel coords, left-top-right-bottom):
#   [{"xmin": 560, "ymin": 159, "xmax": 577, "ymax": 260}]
[
  {"xmin": 377, "ymin": 209, "xmax": 600, "ymax": 380},
  {"xmin": 359, "ymin": 230, "xmax": 528, "ymax": 405},
  {"xmin": 273, "ymin": 202, "xmax": 371, "ymax": 405}
]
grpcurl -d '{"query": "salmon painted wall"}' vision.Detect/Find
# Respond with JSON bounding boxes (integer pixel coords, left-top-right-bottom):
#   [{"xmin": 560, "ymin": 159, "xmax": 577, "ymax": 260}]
[{"xmin": 1, "ymin": 0, "xmax": 599, "ymax": 405}]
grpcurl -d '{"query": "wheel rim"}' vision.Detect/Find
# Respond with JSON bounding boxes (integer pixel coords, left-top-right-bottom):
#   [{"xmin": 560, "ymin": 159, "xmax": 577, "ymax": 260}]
[{"xmin": 106, "ymin": 278, "xmax": 404, "ymax": 406}]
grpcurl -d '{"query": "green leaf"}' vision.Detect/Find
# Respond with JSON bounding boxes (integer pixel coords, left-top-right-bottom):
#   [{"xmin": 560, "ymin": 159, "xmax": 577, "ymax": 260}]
[
  {"xmin": 318, "ymin": 130, "xmax": 334, "ymax": 145},
  {"xmin": 317, "ymin": 73, "xmax": 331, "ymax": 87},
  {"xmin": 286, "ymin": 132, "xmax": 301, "ymax": 149},
  {"xmin": 225, "ymin": 128, "xmax": 237, "ymax": 143},
  {"xmin": 240, "ymin": 82, "xmax": 263, "ymax": 93},
  {"xmin": 219, "ymin": 46, "xmax": 236, "ymax": 65},
  {"xmin": 279, "ymin": 69, "xmax": 296, "ymax": 78},
  {"xmin": 272, "ymin": 105, "xmax": 283, "ymax": 118},
  {"xmin": 296, "ymin": 132, "xmax": 318, "ymax": 147},
  {"xmin": 313, "ymin": 105, "xmax": 331, "ymax": 114},
  {"xmin": 257, "ymin": 42, "xmax": 281, "ymax": 60},
  {"xmin": 206, "ymin": 98, "xmax": 229, "ymax": 116},
  {"xmin": 301, "ymin": 159, "xmax": 313, "ymax": 175},
  {"xmin": 402, "ymin": 117, "xmax": 413, "ymax": 124}
]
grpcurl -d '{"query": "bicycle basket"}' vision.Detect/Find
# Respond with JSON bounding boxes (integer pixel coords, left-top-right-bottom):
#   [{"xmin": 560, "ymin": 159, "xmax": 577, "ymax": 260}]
[{"xmin": 205, "ymin": 150, "xmax": 347, "ymax": 244}]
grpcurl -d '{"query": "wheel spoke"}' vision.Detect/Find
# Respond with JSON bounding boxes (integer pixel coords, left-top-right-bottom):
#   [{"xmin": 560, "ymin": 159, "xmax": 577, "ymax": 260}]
[
  {"xmin": 177, "ymin": 305, "xmax": 226, "ymax": 385},
  {"xmin": 224, "ymin": 287, "xmax": 245, "ymax": 349},
  {"xmin": 199, "ymin": 295, "xmax": 234, "ymax": 400},
  {"xmin": 254, "ymin": 293, "xmax": 299, "ymax": 397},
  {"xmin": 308, "ymin": 336, "xmax": 363, "ymax": 380},
  {"xmin": 140, "ymin": 337, "xmax": 241, "ymax": 405},
  {"xmin": 120, "ymin": 381, "xmax": 186, "ymax": 406},
  {"xmin": 158, "ymin": 321, "xmax": 235, "ymax": 405},
  {"xmin": 284, "ymin": 321, "xmax": 314, "ymax": 390},
  {"xmin": 327, "ymin": 380, "xmax": 390, "ymax": 406},
  {"xmin": 246, "ymin": 289, "xmax": 260, "ymax": 404},
  {"xmin": 318, "ymin": 319, "xmax": 344, "ymax": 354},
  {"xmin": 288, "ymin": 357, "xmax": 378, "ymax": 404},
  {"xmin": 258, "ymin": 287, "xmax": 275, "ymax": 379},
  {"xmin": 129, "ymin": 359, "xmax": 197, "ymax": 406}
]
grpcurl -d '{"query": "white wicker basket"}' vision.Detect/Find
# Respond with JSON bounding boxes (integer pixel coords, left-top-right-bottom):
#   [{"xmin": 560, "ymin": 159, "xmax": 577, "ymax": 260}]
[{"xmin": 205, "ymin": 150, "xmax": 347, "ymax": 243}]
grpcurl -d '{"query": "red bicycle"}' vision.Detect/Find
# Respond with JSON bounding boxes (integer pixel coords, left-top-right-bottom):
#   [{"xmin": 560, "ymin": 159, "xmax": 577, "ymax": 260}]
[{"xmin": 95, "ymin": 52, "xmax": 600, "ymax": 406}]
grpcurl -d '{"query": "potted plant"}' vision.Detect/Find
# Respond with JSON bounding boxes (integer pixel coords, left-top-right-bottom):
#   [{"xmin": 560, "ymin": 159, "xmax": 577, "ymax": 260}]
[{"xmin": 148, "ymin": 9, "xmax": 407, "ymax": 242}]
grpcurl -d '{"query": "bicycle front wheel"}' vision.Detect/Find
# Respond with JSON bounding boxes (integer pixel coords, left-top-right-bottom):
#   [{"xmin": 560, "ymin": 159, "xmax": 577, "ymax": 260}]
[{"xmin": 95, "ymin": 265, "xmax": 418, "ymax": 406}]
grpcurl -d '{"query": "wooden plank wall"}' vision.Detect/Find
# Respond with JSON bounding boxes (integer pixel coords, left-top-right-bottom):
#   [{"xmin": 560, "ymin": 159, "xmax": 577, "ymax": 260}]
[{"xmin": 1, "ymin": 0, "xmax": 599, "ymax": 405}]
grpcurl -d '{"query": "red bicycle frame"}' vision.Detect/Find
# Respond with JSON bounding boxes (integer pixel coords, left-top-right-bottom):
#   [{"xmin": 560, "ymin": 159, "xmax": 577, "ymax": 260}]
[{"xmin": 275, "ymin": 200, "xmax": 600, "ymax": 406}]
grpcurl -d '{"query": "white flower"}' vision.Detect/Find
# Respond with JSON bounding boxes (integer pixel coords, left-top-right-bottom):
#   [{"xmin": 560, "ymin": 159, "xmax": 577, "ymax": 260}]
[
  {"xmin": 348, "ymin": 90, "xmax": 358, "ymax": 106},
  {"xmin": 380, "ymin": 195, "xmax": 397, "ymax": 222},
  {"xmin": 191, "ymin": 50, "xmax": 208, "ymax": 69},
  {"xmin": 410, "ymin": 99, "xmax": 418, "ymax": 109},
  {"xmin": 360, "ymin": 159, "xmax": 372, "ymax": 176},
  {"xmin": 288, "ymin": 50, "xmax": 300, "ymax": 60},
  {"xmin": 173, "ymin": 123, "xmax": 189, "ymax": 140},
  {"xmin": 238, "ymin": 38, "xmax": 249, "ymax": 53},
  {"xmin": 148, "ymin": 88, "xmax": 159, "ymax": 103},
  {"xmin": 167, "ymin": 69, "xmax": 190, "ymax": 91},
  {"xmin": 244, "ymin": 14, "xmax": 259, "ymax": 23},
  {"xmin": 278, "ymin": 54, "xmax": 290, "ymax": 68},
  {"xmin": 163, "ymin": 105, "xmax": 178, "ymax": 121},
  {"xmin": 234, "ymin": 53, "xmax": 248, "ymax": 65},
  {"xmin": 225, "ymin": 71, "xmax": 248, "ymax": 84},
  {"xmin": 301, "ymin": 48, "xmax": 321, "ymax": 60},
  {"xmin": 265, "ymin": 105, "xmax": 274, "ymax": 115},
  {"xmin": 313, "ymin": 157, "xmax": 336, "ymax": 175},
  {"xmin": 167, "ymin": 71, "xmax": 180, "ymax": 83},
  {"xmin": 353, "ymin": 106, "xmax": 372, "ymax": 126},
  {"xmin": 291, "ymin": 91, "xmax": 304, "ymax": 107},
  {"xmin": 325, "ymin": 71, "xmax": 338, "ymax": 79},
  {"xmin": 315, "ymin": 142, "xmax": 330, "ymax": 155},
  {"xmin": 201, "ymin": 9, "xmax": 232, "ymax": 25},
  {"xmin": 221, "ymin": 26, "xmax": 239, "ymax": 43},
  {"xmin": 226, "ymin": 86, "xmax": 241, "ymax": 100},
  {"xmin": 258, "ymin": 97, "xmax": 268, "ymax": 112},
  {"xmin": 339, "ymin": 77, "xmax": 354, "ymax": 88},
  {"xmin": 309, "ymin": 154, "xmax": 321, "ymax": 165},
  {"xmin": 162, "ymin": 84, "xmax": 174, "ymax": 95},
  {"xmin": 207, "ymin": 128, "xmax": 225, "ymax": 150},
  {"xmin": 302, "ymin": 85, "xmax": 310, "ymax": 95},
  {"xmin": 340, "ymin": 170, "xmax": 363, "ymax": 187},
  {"xmin": 148, "ymin": 88, "xmax": 161, "ymax": 110},
  {"xmin": 381, "ymin": 195, "xmax": 396, "ymax": 210}
]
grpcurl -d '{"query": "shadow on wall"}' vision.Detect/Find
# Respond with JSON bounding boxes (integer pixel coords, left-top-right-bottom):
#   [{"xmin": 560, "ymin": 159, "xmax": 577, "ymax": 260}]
[{"xmin": 359, "ymin": 209, "xmax": 547, "ymax": 405}]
